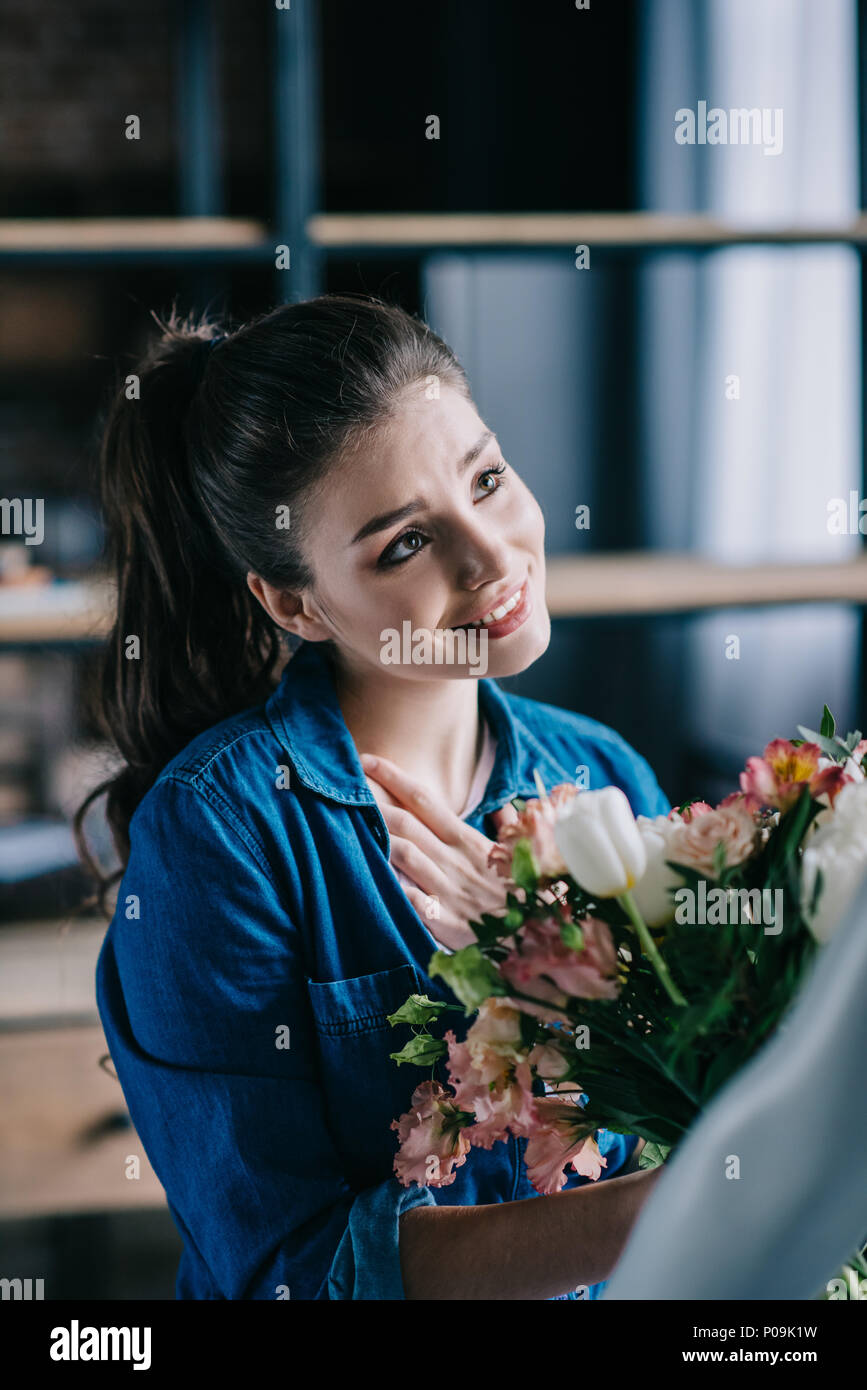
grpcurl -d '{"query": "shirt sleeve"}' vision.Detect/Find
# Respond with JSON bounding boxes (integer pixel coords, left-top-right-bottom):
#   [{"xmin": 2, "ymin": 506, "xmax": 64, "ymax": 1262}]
[{"xmin": 98, "ymin": 775, "xmax": 433, "ymax": 1301}]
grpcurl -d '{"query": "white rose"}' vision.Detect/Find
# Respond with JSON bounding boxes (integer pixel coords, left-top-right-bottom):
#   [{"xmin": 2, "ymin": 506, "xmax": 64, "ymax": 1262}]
[
  {"xmin": 631, "ymin": 815, "xmax": 684, "ymax": 927},
  {"xmin": 801, "ymin": 780, "xmax": 867, "ymax": 942}
]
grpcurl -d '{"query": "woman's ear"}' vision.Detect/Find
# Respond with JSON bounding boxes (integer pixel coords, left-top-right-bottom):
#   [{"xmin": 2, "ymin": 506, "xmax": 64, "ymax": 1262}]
[{"xmin": 246, "ymin": 572, "xmax": 332, "ymax": 642}]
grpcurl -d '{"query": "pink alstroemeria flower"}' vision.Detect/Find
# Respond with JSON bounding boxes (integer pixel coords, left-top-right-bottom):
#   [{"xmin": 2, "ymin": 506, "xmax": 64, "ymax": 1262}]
[
  {"xmin": 740, "ymin": 739, "xmax": 849, "ymax": 813},
  {"xmin": 487, "ymin": 784, "xmax": 580, "ymax": 882}
]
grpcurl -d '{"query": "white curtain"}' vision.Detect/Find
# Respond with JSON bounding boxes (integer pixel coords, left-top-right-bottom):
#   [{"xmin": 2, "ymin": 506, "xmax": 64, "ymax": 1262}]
[{"xmin": 638, "ymin": 0, "xmax": 862, "ymax": 780}]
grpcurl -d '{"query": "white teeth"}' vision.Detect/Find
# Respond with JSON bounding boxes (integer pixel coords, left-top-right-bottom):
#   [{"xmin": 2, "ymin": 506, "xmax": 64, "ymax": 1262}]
[{"xmin": 471, "ymin": 587, "xmax": 523, "ymax": 627}]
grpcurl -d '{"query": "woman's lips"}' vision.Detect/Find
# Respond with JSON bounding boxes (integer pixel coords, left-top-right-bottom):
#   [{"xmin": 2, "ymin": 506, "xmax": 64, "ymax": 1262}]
[{"xmin": 454, "ymin": 580, "xmax": 533, "ymax": 640}]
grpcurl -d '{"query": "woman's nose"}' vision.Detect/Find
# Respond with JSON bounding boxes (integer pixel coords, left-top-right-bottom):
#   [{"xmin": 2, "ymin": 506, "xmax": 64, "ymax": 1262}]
[{"xmin": 451, "ymin": 522, "xmax": 512, "ymax": 590}]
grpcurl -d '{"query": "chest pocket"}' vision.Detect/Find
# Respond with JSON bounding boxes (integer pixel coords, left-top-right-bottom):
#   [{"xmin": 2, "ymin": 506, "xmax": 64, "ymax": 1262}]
[{"xmin": 306, "ymin": 963, "xmax": 427, "ymax": 1187}]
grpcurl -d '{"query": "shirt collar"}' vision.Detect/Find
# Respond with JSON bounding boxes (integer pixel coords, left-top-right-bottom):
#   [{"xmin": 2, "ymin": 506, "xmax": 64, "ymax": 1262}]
[{"xmin": 265, "ymin": 638, "xmax": 553, "ymax": 815}]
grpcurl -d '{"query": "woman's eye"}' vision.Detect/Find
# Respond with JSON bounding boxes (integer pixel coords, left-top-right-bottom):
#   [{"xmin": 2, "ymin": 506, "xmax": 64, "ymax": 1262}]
[
  {"xmin": 476, "ymin": 461, "xmax": 507, "ymax": 496},
  {"xmin": 378, "ymin": 529, "xmax": 428, "ymax": 568}
]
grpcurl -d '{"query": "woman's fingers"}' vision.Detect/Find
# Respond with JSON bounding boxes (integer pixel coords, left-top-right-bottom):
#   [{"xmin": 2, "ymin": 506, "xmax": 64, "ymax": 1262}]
[
  {"xmin": 360, "ymin": 753, "xmax": 463, "ymax": 844},
  {"xmin": 490, "ymin": 803, "xmax": 520, "ymax": 832},
  {"xmin": 379, "ymin": 802, "xmax": 452, "ymax": 865},
  {"xmin": 387, "ymin": 834, "xmax": 450, "ymax": 900},
  {"xmin": 400, "ymin": 881, "xmax": 478, "ymax": 952}
]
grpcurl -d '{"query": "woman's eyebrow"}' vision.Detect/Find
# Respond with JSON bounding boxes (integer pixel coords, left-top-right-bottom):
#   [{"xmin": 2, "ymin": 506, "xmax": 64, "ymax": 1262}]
[{"xmin": 349, "ymin": 430, "xmax": 496, "ymax": 545}]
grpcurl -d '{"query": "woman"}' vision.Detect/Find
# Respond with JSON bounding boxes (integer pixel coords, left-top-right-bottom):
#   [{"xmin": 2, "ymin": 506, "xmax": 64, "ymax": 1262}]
[{"xmin": 81, "ymin": 292, "xmax": 669, "ymax": 1301}]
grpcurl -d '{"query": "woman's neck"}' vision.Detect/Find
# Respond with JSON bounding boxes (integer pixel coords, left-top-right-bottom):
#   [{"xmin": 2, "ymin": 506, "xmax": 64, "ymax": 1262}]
[{"xmin": 332, "ymin": 656, "xmax": 484, "ymax": 814}]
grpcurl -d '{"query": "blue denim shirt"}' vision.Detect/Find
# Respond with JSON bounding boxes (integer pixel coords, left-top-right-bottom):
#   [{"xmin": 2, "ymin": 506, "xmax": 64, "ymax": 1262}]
[{"xmin": 96, "ymin": 638, "xmax": 670, "ymax": 1301}]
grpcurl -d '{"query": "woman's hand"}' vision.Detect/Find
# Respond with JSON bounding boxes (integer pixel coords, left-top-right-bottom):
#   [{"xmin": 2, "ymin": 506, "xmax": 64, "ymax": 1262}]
[{"xmin": 360, "ymin": 753, "xmax": 513, "ymax": 951}]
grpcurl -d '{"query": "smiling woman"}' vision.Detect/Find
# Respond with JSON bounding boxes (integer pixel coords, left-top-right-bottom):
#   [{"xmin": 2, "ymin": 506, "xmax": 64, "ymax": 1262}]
[{"xmin": 78, "ymin": 292, "xmax": 670, "ymax": 1301}]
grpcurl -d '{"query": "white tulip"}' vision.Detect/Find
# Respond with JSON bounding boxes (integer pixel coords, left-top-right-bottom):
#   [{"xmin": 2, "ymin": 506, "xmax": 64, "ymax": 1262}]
[
  {"xmin": 631, "ymin": 814, "xmax": 684, "ymax": 927},
  {"xmin": 802, "ymin": 781, "xmax": 867, "ymax": 943},
  {"xmin": 553, "ymin": 785, "xmax": 647, "ymax": 898}
]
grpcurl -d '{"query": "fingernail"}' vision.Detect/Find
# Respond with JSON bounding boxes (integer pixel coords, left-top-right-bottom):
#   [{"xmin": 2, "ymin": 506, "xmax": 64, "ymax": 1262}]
[{"xmin": 360, "ymin": 753, "xmax": 377, "ymax": 769}]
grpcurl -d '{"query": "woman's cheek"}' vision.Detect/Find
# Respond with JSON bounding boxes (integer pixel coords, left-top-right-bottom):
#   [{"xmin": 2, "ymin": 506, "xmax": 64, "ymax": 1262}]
[{"xmin": 511, "ymin": 481, "xmax": 545, "ymax": 550}]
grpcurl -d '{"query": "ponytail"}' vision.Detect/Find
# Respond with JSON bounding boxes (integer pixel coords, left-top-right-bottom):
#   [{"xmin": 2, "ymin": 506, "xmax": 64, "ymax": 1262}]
[{"xmin": 75, "ymin": 313, "xmax": 282, "ymax": 905}]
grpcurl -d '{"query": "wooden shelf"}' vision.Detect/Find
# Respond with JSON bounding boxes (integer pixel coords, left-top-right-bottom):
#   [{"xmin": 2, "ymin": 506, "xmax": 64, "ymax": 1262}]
[
  {"xmin": 4, "ymin": 213, "xmax": 867, "ymax": 262},
  {"xmin": 307, "ymin": 211, "xmax": 867, "ymax": 251},
  {"xmin": 0, "ymin": 581, "xmax": 112, "ymax": 644},
  {"xmin": 545, "ymin": 553, "xmax": 867, "ymax": 617},
  {"xmin": 0, "ymin": 216, "xmax": 269, "ymax": 261}
]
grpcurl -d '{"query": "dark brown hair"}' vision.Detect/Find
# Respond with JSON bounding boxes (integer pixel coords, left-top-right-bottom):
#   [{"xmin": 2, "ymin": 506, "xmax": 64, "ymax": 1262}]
[{"xmin": 75, "ymin": 292, "xmax": 470, "ymax": 907}]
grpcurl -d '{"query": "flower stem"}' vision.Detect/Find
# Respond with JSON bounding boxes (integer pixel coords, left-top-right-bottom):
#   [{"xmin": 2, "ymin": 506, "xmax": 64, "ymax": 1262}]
[{"xmin": 618, "ymin": 890, "xmax": 688, "ymax": 1008}]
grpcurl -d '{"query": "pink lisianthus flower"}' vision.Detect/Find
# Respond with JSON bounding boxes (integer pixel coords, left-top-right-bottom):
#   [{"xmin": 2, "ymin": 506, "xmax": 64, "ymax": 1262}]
[
  {"xmin": 445, "ymin": 998, "xmax": 527, "ymax": 1088},
  {"xmin": 444, "ymin": 999, "xmax": 540, "ymax": 1148},
  {"xmin": 487, "ymin": 784, "xmax": 580, "ymax": 882},
  {"xmin": 500, "ymin": 910, "xmax": 620, "ymax": 1004},
  {"xmin": 523, "ymin": 1098, "xmax": 607, "ymax": 1195},
  {"xmin": 740, "ymin": 739, "xmax": 850, "ymax": 814},
  {"xmin": 391, "ymin": 1080, "xmax": 473, "ymax": 1188},
  {"xmin": 666, "ymin": 802, "xmax": 758, "ymax": 878},
  {"xmin": 452, "ymin": 1050, "xmax": 540, "ymax": 1149},
  {"xmin": 527, "ymin": 1038, "xmax": 571, "ymax": 1082}
]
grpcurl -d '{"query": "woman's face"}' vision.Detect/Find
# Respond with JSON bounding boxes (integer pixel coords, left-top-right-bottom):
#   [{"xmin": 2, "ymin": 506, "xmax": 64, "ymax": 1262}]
[{"xmin": 280, "ymin": 382, "xmax": 550, "ymax": 682}]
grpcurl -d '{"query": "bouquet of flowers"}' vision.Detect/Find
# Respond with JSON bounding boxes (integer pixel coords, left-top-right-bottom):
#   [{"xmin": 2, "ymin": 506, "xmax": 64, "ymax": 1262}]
[{"xmin": 388, "ymin": 706, "xmax": 867, "ymax": 1196}]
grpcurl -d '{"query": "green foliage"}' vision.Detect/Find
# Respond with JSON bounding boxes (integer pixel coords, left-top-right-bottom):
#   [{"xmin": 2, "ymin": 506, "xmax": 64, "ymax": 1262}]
[
  {"xmin": 798, "ymin": 702, "xmax": 861, "ymax": 763},
  {"xmin": 510, "ymin": 839, "xmax": 539, "ymax": 893},
  {"xmin": 429, "ymin": 945, "xmax": 508, "ymax": 1013},
  {"xmin": 389, "ymin": 1033, "xmax": 448, "ymax": 1068},
  {"xmin": 559, "ymin": 918, "xmax": 585, "ymax": 951},
  {"xmin": 386, "ymin": 993, "xmax": 461, "ymax": 1028},
  {"xmin": 638, "ymin": 1141, "xmax": 671, "ymax": 1170}
]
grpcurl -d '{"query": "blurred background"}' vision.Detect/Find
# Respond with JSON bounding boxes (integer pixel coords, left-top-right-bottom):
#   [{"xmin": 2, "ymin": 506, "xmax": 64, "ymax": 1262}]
[{"xmin": 1, "ymin": 0, "xmax": 866, "ymax": 1297}]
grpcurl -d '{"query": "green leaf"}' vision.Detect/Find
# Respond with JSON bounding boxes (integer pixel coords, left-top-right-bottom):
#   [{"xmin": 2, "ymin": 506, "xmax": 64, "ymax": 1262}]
[
  {"xmin": 559, "ymin": 918, "xmax": 585, "ymax": 952},
  {"xmin": 807, "ymin": 865, "xmax": 824, "ymax": 918},
  {"xmin": 389, "ymin": 1034, "xmax": 447, "ymax": 1068},
  {"xmin": 820, "ymin": 705, "xmax": 836, "ymax": 739},
  {"xmin": 796, "ymin": 725, "xmax": 845, "ymax": 760},
  {"xmin": 638, "ymin": 1141, "xmax": 671, "ymax": 1170},
  {"xmin": 429, "ymin": 945, "xmax": 507, "ymax": 1012},
  {"xmin": 511, "ymin": 838, "xmax": 539, "ymax": 893},
  {"xmin": 387, "ymin": 993, "xmax": 457, "ymax": 1028}
]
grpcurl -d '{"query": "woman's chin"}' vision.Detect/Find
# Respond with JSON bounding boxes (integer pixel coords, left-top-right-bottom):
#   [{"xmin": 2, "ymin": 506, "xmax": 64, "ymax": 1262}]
[{"xmin": 485, "ymin": 610, "xmax": 551, "ymax": 679}]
